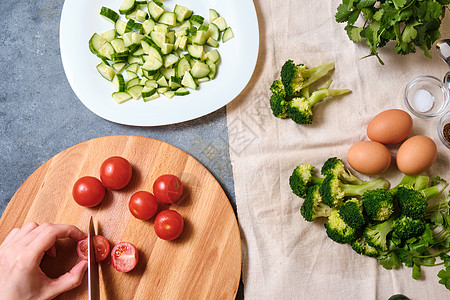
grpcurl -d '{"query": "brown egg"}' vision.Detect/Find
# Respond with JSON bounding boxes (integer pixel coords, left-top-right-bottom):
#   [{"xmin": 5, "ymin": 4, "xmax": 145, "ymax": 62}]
[
  {"xmin": 396, "ymin": 135, "xmax": 437, "ymax": 175},
  {"xmin": 367, "ymin": 109, "xmax": 413, "ymax": 144},
  {"xmin": 347, "ymin": 141, "xmax": 392, "ymax": 175}
]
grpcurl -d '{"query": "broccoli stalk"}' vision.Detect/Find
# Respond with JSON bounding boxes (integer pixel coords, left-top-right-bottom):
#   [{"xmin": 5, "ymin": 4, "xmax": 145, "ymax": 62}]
[
  {"xmin": 287, "ymin": 87, "xmax": 351, "ymax": 124},
  {"xmin": 300, "ymin": 185, "xmax": 332, "ymax": 222},
  {"xmin": 364, "ymin": 217, "xmax": 395, "ymax": 251},
  {"xmin": 321, "ymin": 157, "xmax": 364, "ymax": 184},
  {"xmin": 289, "ymin": 164, "xmax": 324, "ymax": 198},
  {"xmin": 319, "ymin": 174, "xmax": 390, "ymax": 208},
  {"xmin": 280, "ymin": 60, "xmax": 335, "ymax": 96}
]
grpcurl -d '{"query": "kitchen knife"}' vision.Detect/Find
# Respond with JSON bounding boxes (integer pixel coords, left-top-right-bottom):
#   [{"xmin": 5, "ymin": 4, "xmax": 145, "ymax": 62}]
[{"xmin": 88, "ymin": 216, "xmax": 100, "ymax": 300}]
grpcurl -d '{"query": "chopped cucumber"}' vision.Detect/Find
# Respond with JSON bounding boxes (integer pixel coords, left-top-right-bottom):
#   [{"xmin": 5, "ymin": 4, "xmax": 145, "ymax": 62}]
[{"xmin": 90, "ymin": 1, "xmax": 234, "ymax": 103}]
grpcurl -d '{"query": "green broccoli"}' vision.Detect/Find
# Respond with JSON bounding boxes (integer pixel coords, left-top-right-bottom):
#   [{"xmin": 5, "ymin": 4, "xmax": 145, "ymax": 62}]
[
  {"xmin": 362, "ymin": 189, "xmax": 395, "ymax": 221},
  {"xmin": 339, "ymin": 198, "xmax": 366, "ymax": 228},
  {"xmin": 289, "ymin": 164, "xmax": 324, "ymax": 198},
  {"xmin": 270, "ymin": 78, "xmax": 286, "ymax": 97},
  {"xmin": 321, "ymin": 157, "xmax": 364, "ymax": 184},
  {"xmin": 300, "ymin": 185, "xmax": 332, "ymax": 222},
  {"xmin": 396, "ymin": 185, "xmax": 444, "ymax": 219},
  {"xmin": 351, "ymin": 236, "xmax": 379, "ymax": 257},
  {"xmin": 363, "ymin": 217, "xmax": 395, "ymax": 251},
  {"xmin": 280, "ymin": 60, "xmax": 335, "ymax": 96},
  {"xmin": 324, "ymin": 209, "xmax": 358, "ymax": 244},
  {"xmin": 270, "ymin": 93, "xmax": 290, "ymax": 118},
  {"xmin": 286, "ymin": 87, "xmax": 351, "ymax": 124},
  {"xmin": 319, "ymin": 173, "xmax": 390, "ymax": 208},
  {"xmin": 392, "ymin": 215, "xmax": 426, "ymax": 240}
]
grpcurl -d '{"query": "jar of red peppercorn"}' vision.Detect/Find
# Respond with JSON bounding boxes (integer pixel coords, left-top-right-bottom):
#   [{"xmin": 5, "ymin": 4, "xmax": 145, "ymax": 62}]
[{"xmin": 438, "ymin": 111, "xmax": 450, "ymax": 149}]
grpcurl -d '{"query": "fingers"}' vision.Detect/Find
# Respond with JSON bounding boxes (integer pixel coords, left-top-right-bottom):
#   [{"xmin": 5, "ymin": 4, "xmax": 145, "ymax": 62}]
[
  {"xmin": 43, "ymin": 260, "xmax": 88, "ymax": 299},
  {"xmin": 2, "ymin": 222, "xmax": 39, "ymax": 247}
]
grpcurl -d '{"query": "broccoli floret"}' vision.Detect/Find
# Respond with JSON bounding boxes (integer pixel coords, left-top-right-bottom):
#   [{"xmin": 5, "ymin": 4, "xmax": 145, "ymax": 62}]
[
  {"xmin": 321, "ymin": 157, "xmax": 364, "ymax": 184},
  {"xmin": 363, "ymin": 217, "xmax": 394, "ymax": 251},
  {"xmin": 319, "ymin": 174, "xmax": 390, "ymax": 208},
  {"xmin": 270, "ymin": 78, "xmax": 286, "ymax": 97},
  {"xmin": 324, "ymin": 209, "xmax": 358, "ymax": 244},
  {"xmin": 362, "ymin": 189, "xmax": 395, "ymax": 221},
  {"xmin": 339, "ymin": 198, "xmax": 366, "ymax": 228},
  {"xmin": 270, "ymin": 93, "xmax": 290, "ymax": 118},
  {"xmin": 286, "ymin": 88, "xmax": 351, "ymax": 124},
  {"xmin": 280, "ymin": 60, "xmax": 335, "ymax": 96},
  {"xmin": 289, "ymin": 164, "xmax": 324, "ymax": 198},
  {"xmin": 392, "ymin": 215, "xmax": 426, "ymax": 240},
  {"xmin": 351, "ymin": 236, "xmax": 379, "ymax": 257},
  {"xmin": 300, "ymin": 185, "xmax": 332, "ymax": 222}
]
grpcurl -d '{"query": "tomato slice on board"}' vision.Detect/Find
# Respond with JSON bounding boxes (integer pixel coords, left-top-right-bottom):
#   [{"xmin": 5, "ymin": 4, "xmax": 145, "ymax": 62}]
[
  {"xmin": 72, "ymin": 176, "xmax": 105, "ymax": 207},
  {"xmin": 100, "ymin": 156, "xmax": 133, "ymax": 190},
  {"xmin": 77, "ymin": 235, "xmax": 110, "ymax": 262},
  {"xmin": 154, "ymin": 209, "xmax": 184, "ymax": 240},
  {"xmin": 152, "ymin": 174, "xmax": 183, "ymax": 203},
  {"xmin": 111, "ymin": 242, "xmax": 139, "ymax": 272}
]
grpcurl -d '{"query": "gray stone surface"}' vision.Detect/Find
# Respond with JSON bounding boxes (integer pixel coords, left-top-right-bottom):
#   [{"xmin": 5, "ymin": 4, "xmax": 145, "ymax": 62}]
[{"xmin": 0, "ymin": 1, "xmax": 242, "ymax": 296}]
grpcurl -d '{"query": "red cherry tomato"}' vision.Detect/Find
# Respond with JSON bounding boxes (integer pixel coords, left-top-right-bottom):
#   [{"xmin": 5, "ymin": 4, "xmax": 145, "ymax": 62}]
[
  {"xmin": 77, "ymin": 235, "xmax": 110, "ymax": 262},
  {"xmin": 129, "ymin": 191, "xmax": 159, "ymax": 220},
  {"xmin": 111, "ymin": 242, "xmax": 138, "ymax": 272},
  {"xmin": 72, "ymin": 176, "xmax": 105, "ymax": 207},
  {"xmin": 100, "ymin": 156, "xmax": 132, "ymax": 190},
  {"xmin": 153, "ymin": 174, "xmax": 183, "ymax": 203},
  {"xmin": 154, "ymin": 210, "xmax": 184, "ymax": 240}
]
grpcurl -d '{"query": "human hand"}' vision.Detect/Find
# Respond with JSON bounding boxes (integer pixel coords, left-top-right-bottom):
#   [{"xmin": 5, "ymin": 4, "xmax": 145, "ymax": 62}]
[{"xmin": 0, "ymin": 222, "xmax": 88, "ymax": 300}]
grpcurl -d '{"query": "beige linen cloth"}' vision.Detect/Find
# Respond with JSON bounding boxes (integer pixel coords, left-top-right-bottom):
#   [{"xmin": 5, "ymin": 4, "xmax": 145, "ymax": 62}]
[{"xmin": 226, "ymin": 1, "xmax": 450, "ymax": 299}]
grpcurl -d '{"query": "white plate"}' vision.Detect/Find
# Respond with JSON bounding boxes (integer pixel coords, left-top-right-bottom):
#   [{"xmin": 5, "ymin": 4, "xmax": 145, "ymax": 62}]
[{"xmin": 60, "ymin": 0, "xmax": 259, "ymax": 126}]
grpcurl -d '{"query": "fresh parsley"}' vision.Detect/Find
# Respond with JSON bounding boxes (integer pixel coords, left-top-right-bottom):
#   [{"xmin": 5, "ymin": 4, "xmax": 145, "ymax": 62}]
[{"xmin": 335, "ymin": 0, "xmax": 450, "ymax": 64}]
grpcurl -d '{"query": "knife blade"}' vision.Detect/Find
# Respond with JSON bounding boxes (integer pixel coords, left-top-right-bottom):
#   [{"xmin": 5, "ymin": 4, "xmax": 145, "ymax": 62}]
[{"xmin": 88, "ymin": 216, "xmax": 100, "ymax": 300}]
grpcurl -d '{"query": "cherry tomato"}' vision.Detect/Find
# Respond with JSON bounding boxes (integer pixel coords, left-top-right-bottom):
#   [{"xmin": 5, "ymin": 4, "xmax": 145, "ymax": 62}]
[
  {"xmin": 111, "ymin": 242, "xmax": 138, "ymax": 272},
  {"xmin": 100, "ymin": 156, "xmax": 132, "ymax": 190},
  {"xmin": 154, "ymin": 210, "xmax": 184, "ymax": 240},
  {"xmin": 72, "ymin": 176, "xmax": 105, "ymax": 207},
  {"xmin": 153, "ymin": 174, "xmax": 183, "ymax": 203},
  {"xmin": 77, "ymin": 235, "xmax": 110, "ymax": 262},
  {"xmin": 129, "ymin": 191, "xmax": 159, "ymax": 220}
]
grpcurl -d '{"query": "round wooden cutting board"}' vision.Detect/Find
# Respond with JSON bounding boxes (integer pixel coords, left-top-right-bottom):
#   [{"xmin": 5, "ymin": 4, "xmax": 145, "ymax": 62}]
[{"xmin": 0, "ymin": 135, "xmax": 242, "ymax": 299}]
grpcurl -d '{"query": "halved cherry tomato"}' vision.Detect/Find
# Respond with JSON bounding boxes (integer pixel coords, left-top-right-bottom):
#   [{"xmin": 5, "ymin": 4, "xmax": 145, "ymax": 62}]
[
  {"xmin": 129, "ymin": 191, "xmax": 159, "ymax": 220},
  {"xmin": 111, "ymin": 242, "xmax": 138, "ymax": 272},
  {"xmin": 77, "ymin": 235, "xmax": 110, "ymax": 262},
  {"xmin": 72, "ymin": 176, "xmax": 105, "ymax": 207},
  {"xmin": 153, "ymin": 174, "xmax": 183, "ymax": 203},
  {"xmin": 100, "ymin": 156, "xmax": 132, "ymax": 190},
  {"xmin": 154, "ymin": 209, "xmax": 184, "ymax": 240}
]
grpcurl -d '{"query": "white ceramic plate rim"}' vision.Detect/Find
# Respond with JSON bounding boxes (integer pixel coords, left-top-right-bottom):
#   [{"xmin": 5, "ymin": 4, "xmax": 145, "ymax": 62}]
[{"xmin": 60, "ymin": 0, "xmax": 259, "ymax": 126}]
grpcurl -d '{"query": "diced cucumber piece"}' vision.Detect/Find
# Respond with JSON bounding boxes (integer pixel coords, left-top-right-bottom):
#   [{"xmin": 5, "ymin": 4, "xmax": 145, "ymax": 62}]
[
  {"xmin": 126, "ymin": 70, "xmax": 138, "ymax": 80},
  {"xmin": 154, "ymin": 23, "xmax": 169, "ymax": 33},
  {"xmin": 181, "ymin": 71, "xmax": 198, "ymax": 90},
  {"xmin": 112, "ymin": 62, "xmax": 126, "ymax": 73},
  {"xmin": 128, "ymin": 55, "xmax": 143, "ymax": 65},
  {"xmin": 207, "ymin": 23, "xmax": 220, "ymax": 41},
  {"xmin": 160, "ymin": 67, "xmax": 175, "ymax": 79},
  {"xmin": 132, "ymin": 32, "xmax": 144, "ymax": 44},
  {"xmin": 161, "ymin": 43, "xmax": 173, "ymax": 55},
  {"xmin": 136, "ymin": 0, "xmax": 147, "ymax": 5},
  {"xmin": 130, "ymin": 45, "xmax": 143, "ymax": 56},
  {"xmin": 212, "ymin": 17, "xmax": 227, "ymax": 31},
  {"xmin": 176, "ymin": 56, "xmax": 191, "ymax": 77},
  {"xmin": 100, "ymin": 6, "xmax": 119, "ymax": 23},
  {"xmin": 174, "ymin": 87, "xmax": 190, "ymax": 96},
  {"xmin": 206, "ymin": 37, "xmax": 219, "ymax": 48},
  {"xmin": 150, "ymin": 31, "xmax": 166, "ymax": 48},
  {"xmin": 148, "ymin": 1, "xmax": 165, "ymax": 20},
  {"xmin": 206, "ymin": 49, "xmax": 220, "ymax": 63},
  {"xmin": 163, "ymin": 90, "xmax": 175, "ymax": 99},
  {"xmin": 113, "ymin": 73, "xmax": 126, "ymax": 91},
  {"xmin": 145, "ymin": 80, "xmax": 158, "ymax": 88},
  {"xmin": 127, "ymin": 77, "xmax": 141, "ymax": 89},
  {"xmin": 157, "ymin": 87, "xmax": 169, "ymax": 93},
  {"xmin": 126, "ymin": 62, "xmax": 140, "ymax": 73},
  {"xmin": 197, "ymin": 77, "xmax": 210, "ymax": 83},
  {"xmin": 89, "ymin": 33, "xmax": 106, "ymax": 54},
  {"xmin": 128, "ymin": 85, "xmax": 144, "ymax": 99},
  {"xmin": 179, "ymin": 20, "xmax": 191, "ymax": 29},
  {"xmin": 112, "ymin": 91, "xmax": 132, "ymax": 103},
  {"xmin": 100, "ymin": 29, "xmax": 116, "ymax": 42},
  {"xmin": 156, "ymin": 75, "xmax": 168, "ymax": 86},
  {"xmin": 176, "ymin": 36, "xmax": 188, "ymax": 50},
  {"xmin": 97, "ymin": 61, "xmax": 115, "ymax": 81},
  {"xmin": 119, "ymin": 0, "xmax": 137, "ymax": 15},
  {"xmin": 145, "ymin": 45, "xmax": 163, "ymax": 62},
  {"xmin": 166, "ymin": 31, "xmax": 175, "ymax": 44},
  {"xmin": 164, "ymin": 53, "xmax": 179, "ymax": 68},
  {"xmin": 222, "ymin": 27, "xmax": 234, "ymax": 42},
  {"xmin": 190, "ymin": 15, "xmax": 204, "ymax": 26},
  {"xmin": 159, "ymin": 12, "xmax": 177, "ymax": 26},
  {"xmin": 191, "ymin": 61, "xmax": 210, "ymax": 78},
  {"xmin": 141, "ymin": 86, "xmax": 157, "ymax": 98},
  {"xmin": 111, "ymin": 38, "xmax": 127, "ymax": 53},
  {"xmin": 187, "ymin": 44, "xmax": 204, "ymax": 59},
  {"xmin": 208, "ymin": 63, "xmax": 217, "ymax": 79},
  {"xmin": 143, "ymin": 91, "xmax": 160, "ymax": 101},
  {"xmin": 124, "ymin": 19, "xmax": 136, "ymax": 33},
  {"xmin": 192, "ymin": 30, "xmax": 207, "ymax": 45},
  {"xmin": 174, "ymin": 4, "xmax": 192, "ymax": 22},
  {"xmin": 111, "ymin": 51, "xmax": 129, "ymax": 62},
  {"xmin": 97, "ymin": 42, "xmax": 115, "ymax": 60},
  {"xmin": 142, "ymin": 55, "xmax": 163, "ymax": 71},
  {"xmin": 209, "ymin": 9, "xmax": 219, "ymax": 23},
  {"xmin": 135, "ymin": 10, "xmax": 148, "ymax": 22},
  {"xmin": 142, "ymin": 19, "xmax": 155, "ymax": 34},
  {"xmin": 176, "ymin": 27, "xmax": 188, "ymax": 37},
  {"xmin": 115, "ymin": 19, "xmax": 127, "ymax": 35}
]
